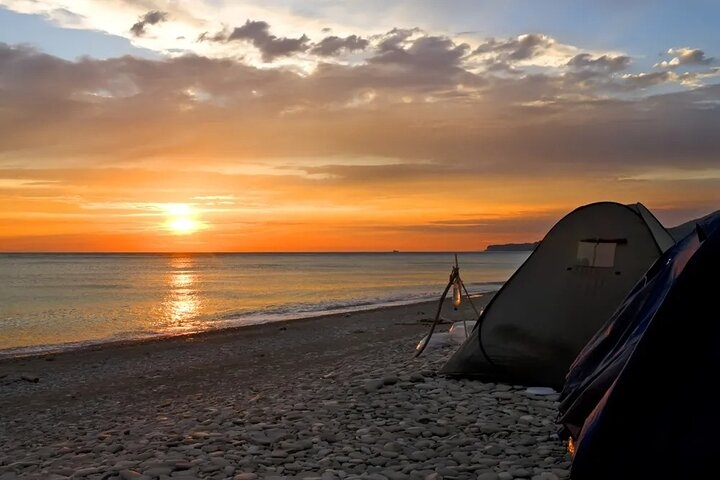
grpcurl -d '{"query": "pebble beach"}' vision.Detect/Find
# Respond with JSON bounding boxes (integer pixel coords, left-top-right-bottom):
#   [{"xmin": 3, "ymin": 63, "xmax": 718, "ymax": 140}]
[{"xmin": 0, "ymin": 298, "xmax": 569, "ymax": 480}]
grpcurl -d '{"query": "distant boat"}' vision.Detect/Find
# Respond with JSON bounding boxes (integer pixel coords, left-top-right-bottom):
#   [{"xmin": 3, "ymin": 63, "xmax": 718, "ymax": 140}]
[{"xmin": 392, "ymin": 249, "xmax": 400, "ymax": 253}]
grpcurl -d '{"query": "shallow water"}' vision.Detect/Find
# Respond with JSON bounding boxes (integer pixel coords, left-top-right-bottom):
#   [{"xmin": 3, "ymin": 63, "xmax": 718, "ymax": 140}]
[{"xmin": 0, "ymin": 252, "xmax": 529, "ymax": 355}]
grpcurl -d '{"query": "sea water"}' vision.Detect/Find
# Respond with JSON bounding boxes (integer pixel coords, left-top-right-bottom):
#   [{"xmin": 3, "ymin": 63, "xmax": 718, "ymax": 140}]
[{"xmin": 0, "ymin": 252, "xmax": 529, "ymax": 356}]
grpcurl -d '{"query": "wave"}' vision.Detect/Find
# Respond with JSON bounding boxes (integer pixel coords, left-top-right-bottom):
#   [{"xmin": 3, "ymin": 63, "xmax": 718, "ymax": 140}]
[
  {"xmin": 215, "ymin": 281, "xmax": 502, "ymax": 325},
  {"xmin": 0, "ymin": 282, "xmax": 503, "ymax": 359}
]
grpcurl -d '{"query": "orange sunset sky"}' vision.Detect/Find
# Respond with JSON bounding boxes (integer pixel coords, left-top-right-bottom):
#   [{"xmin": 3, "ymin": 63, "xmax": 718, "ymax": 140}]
[{"xmin": 1, "ymin": 1, "xmax": 719, "ymax": 252}]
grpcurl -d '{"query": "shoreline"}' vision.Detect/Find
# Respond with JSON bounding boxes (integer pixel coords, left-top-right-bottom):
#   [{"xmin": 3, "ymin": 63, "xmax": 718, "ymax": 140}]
[
  {"xmin": 0, "ymin": 296, "xmax": 486, "ymax": 384},
  {"xmin": 0, "ymin": 290, "xmax": 498, "ymax": 361},
  {"xmin": 0, "ymin": 293, "xmax": 570, "ymax": 479}
]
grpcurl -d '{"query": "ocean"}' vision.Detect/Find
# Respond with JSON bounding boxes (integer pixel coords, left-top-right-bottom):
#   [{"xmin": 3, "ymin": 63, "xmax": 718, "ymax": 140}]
[{"xmin": 0, "ymin": 252, "xmax": 529, "ymax": 356}]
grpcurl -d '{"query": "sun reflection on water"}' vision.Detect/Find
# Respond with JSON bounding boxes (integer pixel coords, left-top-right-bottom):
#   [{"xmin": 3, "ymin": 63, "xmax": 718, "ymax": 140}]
[{"xmin": 162, "ymin": 256, "xmax": 202, "ymax": 333}]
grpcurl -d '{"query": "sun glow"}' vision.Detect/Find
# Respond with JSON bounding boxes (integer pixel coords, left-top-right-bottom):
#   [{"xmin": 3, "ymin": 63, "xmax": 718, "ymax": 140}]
[
  {"xmin": 167, "ymin": 217, "xmax": 198, "ymax": 234},
  {"xmin": 163, "ymin": 204, "xmax": 200, "ymax": 235},
  {"xmin": 165, "ymin": 203, "xmax": 193, "ymax": 215}
]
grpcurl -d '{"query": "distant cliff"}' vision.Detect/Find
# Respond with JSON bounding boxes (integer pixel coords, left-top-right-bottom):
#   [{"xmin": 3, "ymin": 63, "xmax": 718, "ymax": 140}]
[{"xmin": 485, "ymin": 242, "xmax": 539, "ymax": 252}]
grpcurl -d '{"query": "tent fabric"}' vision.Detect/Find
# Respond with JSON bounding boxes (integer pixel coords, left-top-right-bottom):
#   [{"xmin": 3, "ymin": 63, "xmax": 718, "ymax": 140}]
[
  {"xmin": 631, "ymin": 203, "xmax": 676, "ymax": 252},
  {"xmin": 441, "ymin": 202, "xmax": 673, "ymax": 388},
  {"xmin": 557, "ymin": 213, "xmax": 720, "ymax": 480}
]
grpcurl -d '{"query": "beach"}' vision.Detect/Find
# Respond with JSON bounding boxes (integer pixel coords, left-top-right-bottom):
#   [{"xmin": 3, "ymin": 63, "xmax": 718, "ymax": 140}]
[{"xmin": 0, "ymin": 297, "xmax": 569, "ymax": 480}]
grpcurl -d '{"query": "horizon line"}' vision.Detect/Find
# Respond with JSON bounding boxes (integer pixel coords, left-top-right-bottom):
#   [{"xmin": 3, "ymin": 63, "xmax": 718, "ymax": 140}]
[{"xmin": 0, "ymin": 250, "xmax": 512, "ymax": 255}]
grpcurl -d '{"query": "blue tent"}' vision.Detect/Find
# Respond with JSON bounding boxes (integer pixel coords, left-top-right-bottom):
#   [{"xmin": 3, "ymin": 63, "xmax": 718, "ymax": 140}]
[{"xmin": 558, "ymin": 212, "xmax": 720, "ymax": 479}]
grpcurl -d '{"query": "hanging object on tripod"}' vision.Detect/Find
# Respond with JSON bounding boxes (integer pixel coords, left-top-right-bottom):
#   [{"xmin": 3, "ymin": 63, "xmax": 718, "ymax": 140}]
[
  {"xmin": 415, "ymin": 253, "xmax": 482, "ymax": 357},
  {"xmin": 452, "ymin": 276, "xmax": 463, "ymax": 308}
]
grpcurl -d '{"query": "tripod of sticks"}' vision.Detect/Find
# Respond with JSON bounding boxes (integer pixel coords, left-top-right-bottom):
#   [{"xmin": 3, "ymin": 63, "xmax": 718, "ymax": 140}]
[{"xmin": 414, "ymin": 254, "xmax": 481, "ymax": 357}]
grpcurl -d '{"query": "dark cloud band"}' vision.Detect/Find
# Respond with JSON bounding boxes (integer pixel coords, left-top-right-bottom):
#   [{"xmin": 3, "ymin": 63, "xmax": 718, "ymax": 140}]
[{"xmin": 130, "ymin": 10, "xmax": 168, "ymax": 37}]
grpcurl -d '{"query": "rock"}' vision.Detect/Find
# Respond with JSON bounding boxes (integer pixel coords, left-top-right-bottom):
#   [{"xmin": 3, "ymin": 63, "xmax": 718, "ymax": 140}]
[
  {"xmin": 493, "ymin": 392, "xmax": 514, "ymax": 400},
  {"xmin": 21, "ymin": 374, "xmax": 39, "ymax": 383},
  {"xmin": 143, "ymin": 467, "xmax": 173, "ymax": 476},
  {"xmin": 381, "ymin": 376, "xmax": 399, "ymax": 385},
  {"xmin": 118, "ymin": 470, "xmax": 146, "ymax": 480},
  {"xmin": 234, "ymin": 474, "xmax": 258, "ymax": 480},
  {"xmin": 382, "ymin": 471, "xmax": 410, "ymax": 480},
  {"xmin": 409, "ymin": 451, "xmax": 427, "ymax": 462},
  {"xmin": 509, "ymin": 468, "xmax": 531, "ymax": 478},
  {"xmin": 485, "ymin": 445, "xmax": 503, "ymax": 456},
  {"xmin": 550, "ymin": 469, "xmax": 570, "ymax": 479},
  {"xmin": 74, "ymin": 467, "xmax": 101, "ymax": 477},
  {"xmin": 364, "ymin": 379, "xmax": 384, "ymax": 392},
  {"xmin": 477, "ymin": 473, "xmax": 499, "ymax": 480},
  {"xmin": 531, "ymin": 474, "xmax": 559, "ymax": 480}
]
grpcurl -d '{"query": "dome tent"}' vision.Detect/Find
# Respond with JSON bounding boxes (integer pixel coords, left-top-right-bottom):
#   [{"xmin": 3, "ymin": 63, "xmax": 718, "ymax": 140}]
[
  {"xmin": 441, "ymin": 202, "xmax": 675, "ymax": 388},
  {"xmin": 558, "ymin": 212, "xmax": 720, "ymax": 479}
]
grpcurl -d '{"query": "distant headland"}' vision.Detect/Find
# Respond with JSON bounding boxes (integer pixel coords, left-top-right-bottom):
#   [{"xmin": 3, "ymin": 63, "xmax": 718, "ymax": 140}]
[{"xmin": 485, "ymin": 242, "xmax": 539, "ymax": 252}]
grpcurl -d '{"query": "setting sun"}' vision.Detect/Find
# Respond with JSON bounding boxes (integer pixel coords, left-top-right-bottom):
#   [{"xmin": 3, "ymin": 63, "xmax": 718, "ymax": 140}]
[
  {"xmin": 167, "ymin": 217, "xmax": 198, "ymax": 234},
  {"xmin": 162, "ymin": 203, "xmax": 202, "ymax": 235}
]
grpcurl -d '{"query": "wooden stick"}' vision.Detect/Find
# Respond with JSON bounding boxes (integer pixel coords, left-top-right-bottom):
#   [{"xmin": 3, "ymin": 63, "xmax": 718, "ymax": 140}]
[{"xmin": 415, "ymin": 266, "xmax": 458, "ymax": 357}]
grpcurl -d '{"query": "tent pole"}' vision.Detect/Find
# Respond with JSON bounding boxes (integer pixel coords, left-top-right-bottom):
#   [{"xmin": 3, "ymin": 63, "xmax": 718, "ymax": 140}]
[{"xmin": 415, "ymin": 265, "xmax": 458, "ymax": 358}]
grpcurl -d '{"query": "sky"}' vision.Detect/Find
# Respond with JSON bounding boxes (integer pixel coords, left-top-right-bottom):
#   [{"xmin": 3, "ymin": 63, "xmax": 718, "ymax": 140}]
[{"xmin": 0, "ymin": 1, "xmax": 719, "ymax": 252}]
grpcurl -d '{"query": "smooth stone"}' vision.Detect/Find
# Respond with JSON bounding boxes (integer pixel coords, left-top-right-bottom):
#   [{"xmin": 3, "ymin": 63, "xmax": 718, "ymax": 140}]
[
  {"xmin": 476, "ymin": 473, "xmax": 499, "ymax": 480},
  {"xmin": 381, "ymin": 376, "xmax": 399, "ymax": 385},
  {"xmin": 119, "ymin": 470, "xmax": 147, "ymax": 480},
  {"xmin": 364, "ymin": 380, "xmax": 384, "ymax": 392}
]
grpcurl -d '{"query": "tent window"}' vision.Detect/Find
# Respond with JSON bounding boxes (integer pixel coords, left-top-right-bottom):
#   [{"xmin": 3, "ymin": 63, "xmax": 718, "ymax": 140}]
[{"xmin": 576, "ymin": 241, "xmax": 617, "ymax": 267}]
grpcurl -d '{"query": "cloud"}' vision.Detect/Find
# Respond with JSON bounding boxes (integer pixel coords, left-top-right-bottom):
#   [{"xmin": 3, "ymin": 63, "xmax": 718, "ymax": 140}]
[
  {"xmin": 469, "ymin": 33, "xmax": 593, "ymax": 74},
  {"xmin": 655, "ymin": 47, "xmax": 714, "ymax": 69},
  {"xmin": 621, "ymin": 71, "xmax": 676, "ymax": 89},
  {"xmin": 311, "ymin": 35, "xmax": 369, "ymax": 56},
  {"xmin": 48, "ymin": 8, "xmax": 86, "ymax": 27},
  {"xmin": 130, "ymin": 10, "xmax": 168, "ymax": 37},
  {"xmin": 1, "ymin": 37, "xmax": 719, "ymax": 181},
  {"xmin": 567, "ymin": 53, "xmax": 631, "ymax": 72},
  {"xmin": 374, "ymin": 28, "xmax": 421, "ymax": 52},
  {"xmin": 368, "ymin": 33, "xmax": 470, "ymax": 80},
  {"xmin": 473, "ymin": 33, "xmax": 554, "ymax": 61},
  {"xmin": 619, "ymin": 69, "xmax": 720, "ymax": 89},
  {"xmin": 223, "ymin": 20, "xmax": 311, "ymax": 62}
]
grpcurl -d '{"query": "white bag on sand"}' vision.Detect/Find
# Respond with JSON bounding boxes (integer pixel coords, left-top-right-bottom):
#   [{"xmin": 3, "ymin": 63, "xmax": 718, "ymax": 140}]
[
  {"xmin": 416, "ymin": 332, "xmax": 453, "ymax": 351},
  {"xmin": 449, "ymin": 321, "xmax": 476, "ymax": 344}
]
